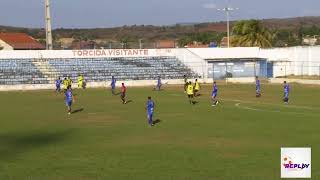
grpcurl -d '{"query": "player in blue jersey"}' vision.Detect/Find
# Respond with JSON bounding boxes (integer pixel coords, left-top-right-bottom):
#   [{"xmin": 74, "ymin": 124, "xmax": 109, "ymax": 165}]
[
  {"xmin": 211, "ymin": 81, "xmax": 219, "ymax": 106},
  {"xmin": 255, "ymin": 76, "xmax": 261, "ymax": 97},
  {"xmin": 283, "ymin": 81, "xmax": 290, "ymax": 104},
  {"xmin": 156, "ymin": 76, "xmax": 162, "ymax": 91},
  {"xmin": 55, "ymin": 77, "xmax": 62, "ymax": 93},
  {"xmin": 65, "ymin": 85, "xmax": 75, "ymax": 115},
  {"xmin": 146, "ymin": 96, "xmax": 155, "ymax": 126},
  {"xmin": 110, "ymin": 76, "xmax": 116, "ymax": 95}
]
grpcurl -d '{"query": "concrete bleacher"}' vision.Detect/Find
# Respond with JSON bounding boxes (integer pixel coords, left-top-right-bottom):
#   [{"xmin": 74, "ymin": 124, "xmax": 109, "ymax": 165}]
[
  {"xmin": 47, "ymin": 56, "xmax": 198, "ymax": 82},
  {"xmin": 0, "ymin": 56, "xmax": 198, "ymax": 85},
  {"xmin": 0, "ymin": 59, "xmax": 48, "ymax": 85}
]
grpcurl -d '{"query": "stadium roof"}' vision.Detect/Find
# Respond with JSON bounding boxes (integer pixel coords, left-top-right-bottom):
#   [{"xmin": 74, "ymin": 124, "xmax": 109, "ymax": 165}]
[{"xmin": 0, "ymin": 33, "xmax": 45, "ymax": 50}]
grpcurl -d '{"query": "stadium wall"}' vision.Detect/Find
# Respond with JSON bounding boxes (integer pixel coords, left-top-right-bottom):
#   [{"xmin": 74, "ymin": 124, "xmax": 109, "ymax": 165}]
[
  {"xmin": 174, "ymin": 48, "xmax": 207, "ymax": 79},
  {"xmin": 1, "ymin": 47, "xmax": 320, "ymax": 91},
  {"xmin": 187, "ymin": 46, "xmax": 320, "ymax": 78},
  {"xmin": 0, "ymin": 79, "xmax": 187, "ymax": 91},
  {"xmin": 2, "ymin": 77, "xmax": 320, "ymax": 92},
  {"xmin": 270, "ymin": 78, "xmax": 320, "ymax": 85},
  {"xmin": 0, "ymin": 49, "xmax": 175, "ymax": 59},
  {"xmin": 260, "ymin": 46, "xmax": 320, "ymax": 77}
]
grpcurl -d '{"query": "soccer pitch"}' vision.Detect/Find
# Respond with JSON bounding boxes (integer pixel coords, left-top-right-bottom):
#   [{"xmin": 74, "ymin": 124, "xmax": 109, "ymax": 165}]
[{"xmin": 0, "ymin": 83, "xmax": 319, "ymax": 180}]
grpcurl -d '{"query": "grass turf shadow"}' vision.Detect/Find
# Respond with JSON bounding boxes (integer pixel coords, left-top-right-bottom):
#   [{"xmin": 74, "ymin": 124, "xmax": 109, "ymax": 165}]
[{"xmin": 0, "ymin": 130, "xmax": 74, "ymax": 165}]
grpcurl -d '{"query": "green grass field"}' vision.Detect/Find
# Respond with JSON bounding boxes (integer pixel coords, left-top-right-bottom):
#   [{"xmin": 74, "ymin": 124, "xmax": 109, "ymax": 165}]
[{"xmin": 0, "ymin": 83, "xmax": 319, "ymax": 180}]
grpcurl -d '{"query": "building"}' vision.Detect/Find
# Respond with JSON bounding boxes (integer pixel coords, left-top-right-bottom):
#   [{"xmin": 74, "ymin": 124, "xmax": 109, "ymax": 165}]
[
  {"xmin": 70, "ymin": 40, "xmax": 96, "ymax": 50},
  {"xmin": 220, "ymin": 37, "xmax": 229, "ymax": 48},
  {"xmin": 156, "ymin": 40, "xmax": 176, "ymax": 49},
  {"xmin": 303, "ymin": 36, "xmax": 318, "ymax": 46},
  {"xmin": 184, "ymin": 41, "xmax": 209, "ymax": 48},
  {"xmin": 0, "ymin": 33, "xmax": 45, "ymax": 50}
]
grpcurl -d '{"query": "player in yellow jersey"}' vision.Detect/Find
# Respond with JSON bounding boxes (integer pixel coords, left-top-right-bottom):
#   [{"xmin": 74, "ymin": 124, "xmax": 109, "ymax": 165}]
[
  {"xmin": 67, "ymin": 76, "xmax": 73, "ymax": 88},
  {"xmin": 194, "ymin": 79, "xmax": 200, "ymax": 97},
  {"xmin": 186, "ymin": 81, "xmax": 194, "ymax": 104},
  {"xmin": 183, "ymin": 75, "xmax": 188, "ymax": 92},
  {"xmin": 78, "ymin": 74, "xmax": 84, "ymax": 89},
  {"xmin": 63, "ymin": 77, "xmax": 69, "ymax": 92}
]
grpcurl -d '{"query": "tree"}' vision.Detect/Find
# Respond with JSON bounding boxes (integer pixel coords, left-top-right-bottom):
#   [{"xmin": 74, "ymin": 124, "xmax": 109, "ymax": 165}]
[
  {"xmin": 120, "ymin": 37, "xmax": 130, "ymax": 49},
  {"xmin": 272, "ymin": 29, "xmax": 300, "ymax": 47},
  {"xmin": 178, "ymin": 32, "xmax": 225, "ymax": 47},
  {"xmin": 231, "ymin": 20, "xmax": 273, "ymax": 48}
]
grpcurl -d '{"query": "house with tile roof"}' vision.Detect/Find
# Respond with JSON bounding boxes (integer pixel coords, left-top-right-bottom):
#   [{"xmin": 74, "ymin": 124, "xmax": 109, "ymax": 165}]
[{"xmin": 0, "ymin": 33, "xmax": 45, "ymax": 50}]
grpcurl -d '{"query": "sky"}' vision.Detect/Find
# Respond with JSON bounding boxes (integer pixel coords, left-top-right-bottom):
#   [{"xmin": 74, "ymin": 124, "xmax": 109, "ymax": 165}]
[{"xmin": 0, "ymin": 0, "xmax": 319, "ymax": 28}]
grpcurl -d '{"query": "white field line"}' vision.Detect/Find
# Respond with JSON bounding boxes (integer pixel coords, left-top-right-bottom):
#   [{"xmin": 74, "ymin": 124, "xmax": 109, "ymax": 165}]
[
  {"xmin": 223, "ymin": 99, "xmax": 318, "ymax": 110},
  {"xmin": 168, "ymin": 93, "xmax": 319, "ymax": 110},
  {"xmin": 234, "ymin": 102, "xmax": 318, "ymax": 116},
  {"xmin": 235, "ymin": 103, "xmax": 280, "ymax": 113}
]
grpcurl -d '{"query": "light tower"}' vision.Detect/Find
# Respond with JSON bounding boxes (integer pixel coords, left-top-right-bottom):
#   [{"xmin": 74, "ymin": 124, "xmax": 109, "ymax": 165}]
[
  {"xmin": 217, "ymin": 3, "xmax": 238, "ymax": 48},
  {"xmin": 45, "ymin": 0, "xmax": 53, "ymax": 50}
]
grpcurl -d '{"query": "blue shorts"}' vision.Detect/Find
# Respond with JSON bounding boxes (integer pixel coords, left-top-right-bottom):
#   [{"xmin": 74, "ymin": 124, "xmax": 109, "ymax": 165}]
[
  {"xmin": 66, "ymin": 100, "xmax": 72, "ymax": 107},
  {"xmin": 284, "ymin": 92, "xmax": 289, "ymax": 98},
  {"xmin": 212, "ymin": 92, "xmax": 217, "ymax": 98},
  {"xmin": 147, "ymin": 112, "xmax": 153, "ymax": 120}
]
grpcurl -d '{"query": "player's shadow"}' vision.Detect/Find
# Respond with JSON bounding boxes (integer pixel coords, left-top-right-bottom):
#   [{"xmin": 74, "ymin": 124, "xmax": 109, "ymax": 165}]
[
  {"xmin": 126, "ymin": 100, "xmax": 133, "ymax": 104},
  {"xmin": 72, "ymin": 108, "xmax": 84, "ymax": 114},
  {"xmin": 192, "ymin": 101, "xmax": 199, "ymax": 104},
  {"xmin": 152, "ymin": 88, "xmax": 164, "ymax": 91},
  {"xmin": 153, "ymin": 119, "xmax": 161, "ymax": 125}
]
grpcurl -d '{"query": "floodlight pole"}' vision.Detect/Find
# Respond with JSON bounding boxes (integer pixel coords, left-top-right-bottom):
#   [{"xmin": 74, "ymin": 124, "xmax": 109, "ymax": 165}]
[
  {"xmin": 139, "ymin": 39, "xmax": 143, "ymax": 49},
  {"xmin": 218, "ymin": 6, "xmax": 238, "ymax": 48},
  {"xmin": 45, "ymin": 0, "xmax": 53, "ymax": 50},
  {"xmin": 226, "ymin": 9, "xmax": 230, "ymax": 48}
]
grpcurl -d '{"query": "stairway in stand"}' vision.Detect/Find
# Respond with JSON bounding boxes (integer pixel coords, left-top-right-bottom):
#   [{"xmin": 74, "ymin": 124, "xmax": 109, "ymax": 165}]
[{"xmin": 32, "ymin": 59, "xmax": 58, "ymax": 84}]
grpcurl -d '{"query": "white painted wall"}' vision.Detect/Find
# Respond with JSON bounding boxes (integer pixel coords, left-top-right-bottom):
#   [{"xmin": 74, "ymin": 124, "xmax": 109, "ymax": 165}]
[
  {"xmin": 270, "ymin": 78, "xmax": 320, "ymax": 85},
  {"xmin": 261, "ymin": 46, "xmax": 320, "ymax": 76},
  {"xmin": 0, "ymin": 39, "xmax": 13, "ymax": 50},
  {"xmin": 0, "ymin": 79, "xmax": 187, "ymax": 91},
  {"xmin": 188, "ymin": 47, "xmax": 261, "ymax": 59},
  {"xmin": 174, "ymin": 48, "xmax": 207, "ymax": 79},
  {"xmin": 0, "ymin": 49, "xmax": 176, "ymax": 59}
]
